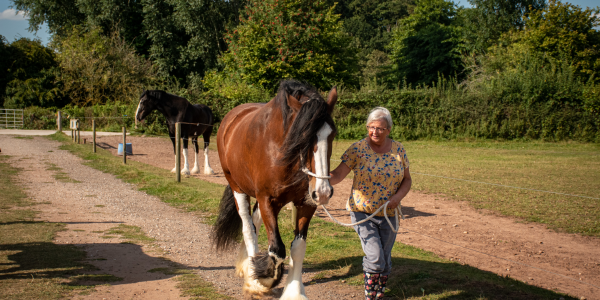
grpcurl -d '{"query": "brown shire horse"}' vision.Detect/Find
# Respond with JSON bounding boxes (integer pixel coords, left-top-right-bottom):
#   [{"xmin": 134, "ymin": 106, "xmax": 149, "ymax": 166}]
[{"xmin": 212, "ymin": 80, "xmax": 337, "ymax": 299}]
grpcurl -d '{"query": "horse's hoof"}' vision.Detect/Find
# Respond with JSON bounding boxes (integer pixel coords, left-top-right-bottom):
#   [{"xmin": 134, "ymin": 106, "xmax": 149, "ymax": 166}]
[
  {"xmin": 242, "ymin": 278, "xmax": 270, "ymax": 297},
  {"xmin": 181, "ymin": 169, "xmax": 191, "ymax": 176},
  {"xmin": 204, "ymin": 168, "xmax": 215, "ymax": 175},
  {"xmin": 171, "ymin": 168, "xmax": 176, "ymax": 173},
  {"xmin": 190, "ymin": 167, "xmax": 200, "ymax": 174}
]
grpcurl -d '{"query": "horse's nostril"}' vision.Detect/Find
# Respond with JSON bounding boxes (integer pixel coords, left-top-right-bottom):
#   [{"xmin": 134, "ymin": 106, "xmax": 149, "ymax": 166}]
[
  {"xmin": 329, "ymin": 187, "xmax": 334, "ymax": 198},
  {"xmin": 312, "ymin": 191, "xmax": 317, "ymax": 200}
]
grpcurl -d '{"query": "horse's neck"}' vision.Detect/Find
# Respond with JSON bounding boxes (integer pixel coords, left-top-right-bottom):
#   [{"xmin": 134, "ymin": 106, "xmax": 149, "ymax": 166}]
[{"xmin": 157, "ymin": 97, "xmax": 188, "ymax": 120}]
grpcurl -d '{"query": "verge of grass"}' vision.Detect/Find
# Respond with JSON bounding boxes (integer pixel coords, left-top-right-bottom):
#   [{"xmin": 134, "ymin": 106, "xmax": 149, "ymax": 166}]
[
  {"xmin": 44, "ymin": 161, "xmax": 81, "ymax": 183},
  {"xmin": 48, "ymin": 133, "xmax": 577, "ymax": 299},
  {"xmin": 0, "ymin": 155, "xmax": 96, "ymax": 299}
]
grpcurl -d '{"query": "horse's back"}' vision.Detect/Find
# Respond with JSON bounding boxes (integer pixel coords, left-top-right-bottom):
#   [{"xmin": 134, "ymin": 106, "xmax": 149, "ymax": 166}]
[{"xmin": 217, "ymin": 103, "xmax": 266, "ymax": 191}]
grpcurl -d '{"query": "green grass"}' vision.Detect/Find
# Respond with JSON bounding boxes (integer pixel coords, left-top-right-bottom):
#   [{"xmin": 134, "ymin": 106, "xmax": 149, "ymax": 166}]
[
  {"xmin": 105, "ymin": 224, "xmax": 156, "ymax": 244},
  {"xmin": 0, "ymin": 155, "xmax": 96, "ymax": 299},
  {"xmin": 44, "ymin": 161, "xmax": 81, "ymax": 183},
  {"xmin": 46, "ymin": 132, "xmax": 579, "ymax": 299},
  {"xmin": 331, "ymin": 139, "xmax": 600, "ymax": 237}
]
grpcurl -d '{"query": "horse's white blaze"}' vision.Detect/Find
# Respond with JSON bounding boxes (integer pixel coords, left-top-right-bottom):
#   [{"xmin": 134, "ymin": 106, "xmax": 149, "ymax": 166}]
[
  {"xmin": 135, "ymin": 100, "xmax": 142, "ymax": 126},
  {"xmin": 234, "ymin": 192, "xmax": 259, "ymax": 257},
  {"xmin": 203, "ymin": 146, "xmax": 214, "ymax": 175},
  {"xmin": 182, "ymin": 148, "xmax": 190, "ymax": 175},
  {"xmin": 280, "ymin": 237, "xmax": 308, "ymax": 300},
  {"xmin": 314, "ymin": 123, "xmax": 333, "ymax": 205}
]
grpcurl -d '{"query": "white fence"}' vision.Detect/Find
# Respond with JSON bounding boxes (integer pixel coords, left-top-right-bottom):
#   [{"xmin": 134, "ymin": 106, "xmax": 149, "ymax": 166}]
[{"xmin": 0, "ymin": 109, "xmax": 24, "ymax": 129}]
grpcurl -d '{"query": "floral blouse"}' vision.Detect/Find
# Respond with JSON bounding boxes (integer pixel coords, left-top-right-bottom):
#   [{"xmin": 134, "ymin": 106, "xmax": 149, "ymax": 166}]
[{"xmin": 341, "ymin": 138, "xmax": 410, "ymax": 216}]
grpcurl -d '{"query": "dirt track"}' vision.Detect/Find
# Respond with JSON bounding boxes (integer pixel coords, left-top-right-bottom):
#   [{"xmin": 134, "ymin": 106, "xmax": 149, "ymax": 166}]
[
  {"xmin": 1, "ymin": 134, "xmax": 599, "ymax": 299},
  {"xmin": 96, "ymin": 135, "xmax": 600, "ymax": 299}
]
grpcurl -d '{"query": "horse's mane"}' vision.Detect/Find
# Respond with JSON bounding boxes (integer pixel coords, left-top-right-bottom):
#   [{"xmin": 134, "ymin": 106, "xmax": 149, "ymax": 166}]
[
  {"xmin": 141, "ymin": 90, "xmax": 169, "ymax": 102},
  {"xmin": 277, "ymin": 80, "xmax": 336, "ymax": 182}
]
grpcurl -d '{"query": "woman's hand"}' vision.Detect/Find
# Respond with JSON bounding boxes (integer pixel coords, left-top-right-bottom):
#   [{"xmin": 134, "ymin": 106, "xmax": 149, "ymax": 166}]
[
  {"xmin": 386, "ymin": 167, "xmax": 412, "ymax": 209},
  {"xmin": 329, "ymin": 162, "xmax": 351, "ymax": 185}
]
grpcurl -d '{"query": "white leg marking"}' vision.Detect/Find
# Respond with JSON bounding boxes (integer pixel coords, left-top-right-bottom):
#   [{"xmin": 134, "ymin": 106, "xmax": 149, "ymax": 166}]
[
  {"xmin": 203, "ymin": 146, "xmax": 215, "ymax": 175},
  {"xmin": 314, "ymin": 123, "xmax": 333, "ymax": 205},
  {"xmin": 191, "ymin": 143, "xmax": 200, "ymax": 174},
  {"xmin": 235, "ymin": 207, "xmax": 262, "ymax": 278},
  {"xmin": 181, "ymin": 148, "xmax": 190, "ymax": 175},
  {"xmin": 280, "ymin": 237, "xmax": 308, "ymax": 300},
  {"xmin": 235, "ymin": 192, "xmax": 268, "ymax": 295},
  {"xmin": 171, "ymin": 155, "xmax": 177, "ymax": 173}
]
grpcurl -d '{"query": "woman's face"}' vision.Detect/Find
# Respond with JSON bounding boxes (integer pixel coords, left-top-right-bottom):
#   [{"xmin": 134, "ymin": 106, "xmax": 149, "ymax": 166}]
[{"xmin": 367, "ymin": 119, "xmax": 389, "ymax": 146}]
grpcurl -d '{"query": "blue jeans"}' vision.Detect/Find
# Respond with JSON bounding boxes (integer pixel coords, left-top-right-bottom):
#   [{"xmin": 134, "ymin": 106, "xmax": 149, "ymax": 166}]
[{"xmin": 351, "ymin": 211, "xmax": 397, "ymax": 276}]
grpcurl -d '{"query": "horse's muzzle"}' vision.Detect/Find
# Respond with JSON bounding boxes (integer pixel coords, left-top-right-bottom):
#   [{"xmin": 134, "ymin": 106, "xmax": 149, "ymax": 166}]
[{"xmin": 310, "ymin": 180, "xmax": 333, "ymax": 205}]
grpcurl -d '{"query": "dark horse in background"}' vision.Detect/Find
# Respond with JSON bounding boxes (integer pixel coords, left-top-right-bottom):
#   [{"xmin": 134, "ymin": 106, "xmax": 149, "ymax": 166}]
[
  {"xmin": 212, "ymin": 80, "xmax": 337, "ymax": 299},
  {"xmin": 135, "ymin": 90, "xmax": 216, "ymax": 175}
]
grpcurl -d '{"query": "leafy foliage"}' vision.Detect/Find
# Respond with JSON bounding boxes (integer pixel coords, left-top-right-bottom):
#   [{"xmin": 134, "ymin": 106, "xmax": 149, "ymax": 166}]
[
  {"xmin": 491, "ymin": 0, "xmax": 600, "ymax": 81},
  {"xmin": 221, "ymin": 0, "xmax": 359, "ymax": 91},
  {"xmin": 54, "ymin": 27, "xmax": 158, "ymax": 106},
  {"xmin": 460, "ymin": 0, "xmax": 546, "ymax": 55},
  {"xmin": 1, "ymin": 38, "xmax": 66, "ymax": 108},
  {"xmin": 388, "ymin": 0, "xmax": 463, "ymax": 86},
  {"xmin": 11, "ymin": 0, "xmax": 85, "ymax": 37}
]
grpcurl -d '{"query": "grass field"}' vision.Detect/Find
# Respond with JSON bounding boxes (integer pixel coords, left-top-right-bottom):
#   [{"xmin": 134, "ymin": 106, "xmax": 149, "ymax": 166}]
[
  {"xmin": 331, "ymin": 139, "xmax": 600, "ymax": 237},
  {"xmin": 46, "ymin": 132, "xmax": 580, "ymax": 299}
]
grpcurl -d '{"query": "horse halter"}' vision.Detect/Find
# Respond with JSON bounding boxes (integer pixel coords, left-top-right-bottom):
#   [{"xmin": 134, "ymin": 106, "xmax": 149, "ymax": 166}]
[
  {"xmin": 299, "ymin": 155, "xmax": 332, "ymax": 179},
  {"xmin": 301, "ymin": 166, "xmax": 331, "ymax": 179}
]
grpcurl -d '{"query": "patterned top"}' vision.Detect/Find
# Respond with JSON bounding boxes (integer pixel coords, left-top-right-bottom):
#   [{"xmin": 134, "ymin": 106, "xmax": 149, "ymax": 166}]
[{"xmin": 341, "ymin": 138, "xmax": 410, "ymax": 216}]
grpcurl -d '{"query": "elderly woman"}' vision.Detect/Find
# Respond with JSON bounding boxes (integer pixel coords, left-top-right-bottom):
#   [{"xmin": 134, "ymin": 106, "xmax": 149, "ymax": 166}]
[{"xmin": 329, "ymin": 107, "xmax": 411, "ymax": 300}]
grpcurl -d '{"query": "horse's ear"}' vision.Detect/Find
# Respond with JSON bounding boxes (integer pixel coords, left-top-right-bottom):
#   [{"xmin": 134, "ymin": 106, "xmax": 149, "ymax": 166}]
[
  {"xmin": 287, "ymin": 94, "xmax": 302, "ymax": 111},
  {"xmin": 326, "ymin": 86, "xmax": 338, "ymax": 114}
]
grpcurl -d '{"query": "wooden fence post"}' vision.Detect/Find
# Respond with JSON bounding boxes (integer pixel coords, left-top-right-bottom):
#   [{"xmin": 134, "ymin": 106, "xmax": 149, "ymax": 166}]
[
  {"xmin": 176, "ymin": 122, "xmax": 181, "ymax": 182},
  {"xmin": 123, "ymin": 127, "xmax": 127, "ymax": 164},
  {"xmin": 57, "ymin": 111, "xmax": 62, "ymax": 132},
  {"xmin": 92, "ymin": 120, "xmax": 96, "ymax": 153},
  {"xmin": 77, "ymin": 129, "xmax": 80, "ymax": 144}
]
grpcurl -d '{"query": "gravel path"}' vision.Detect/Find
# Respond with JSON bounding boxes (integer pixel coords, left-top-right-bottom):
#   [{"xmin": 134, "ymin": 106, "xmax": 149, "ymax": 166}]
[{"xmin": 0, "ymin": 135, "xmax": 361, "ymax": 299}]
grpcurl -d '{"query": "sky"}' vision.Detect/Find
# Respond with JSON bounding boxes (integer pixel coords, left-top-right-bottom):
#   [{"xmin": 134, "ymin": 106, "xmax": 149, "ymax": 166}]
[{"xmin": 0, "ymin": 0, "xmax": 598, "ymax": 46}]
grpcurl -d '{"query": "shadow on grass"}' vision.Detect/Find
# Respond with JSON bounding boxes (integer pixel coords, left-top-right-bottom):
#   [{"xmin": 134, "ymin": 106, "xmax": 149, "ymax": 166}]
[{"xmin": 304, "ymin": 256, "xmax": 576, "ymax": 300}]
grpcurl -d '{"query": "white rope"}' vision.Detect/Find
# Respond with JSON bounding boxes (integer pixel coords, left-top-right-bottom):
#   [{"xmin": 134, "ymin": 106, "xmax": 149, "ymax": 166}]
[
  {"xmin": 320, "ymin": 201, "xmax": 405, "ymax": 233},
  {"xmin": 301, "ymin": 167, "xmax": 331, "ymax": 179}
]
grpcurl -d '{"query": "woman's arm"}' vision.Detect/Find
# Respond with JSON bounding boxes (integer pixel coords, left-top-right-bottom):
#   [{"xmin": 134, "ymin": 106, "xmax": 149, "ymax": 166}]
[
  {"xmin": 387, "ymin": 167, "xmax": 412, "ymax": 209},
  {"xmin": 329, "ymin": 162, "xmax": 351, "ymax": 185}
]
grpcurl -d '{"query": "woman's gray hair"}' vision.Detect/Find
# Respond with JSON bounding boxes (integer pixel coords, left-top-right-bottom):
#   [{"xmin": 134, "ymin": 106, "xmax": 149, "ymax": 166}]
[{"xmin": 366, "ymin": 107, "xmax": 393, "ymax": 129}]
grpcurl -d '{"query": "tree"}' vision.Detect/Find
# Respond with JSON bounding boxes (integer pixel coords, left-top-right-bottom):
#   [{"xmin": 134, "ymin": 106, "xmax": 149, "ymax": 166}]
[
  {"xmin": 11, "ymin": 0, "xmax": 85, "ymax": 37},
  {"xmin": 2, "ymin": 38, "xmax": 65, "ymax": 108},
  {"xmin": 54, "ymin": 27, "xmax": 158, "ymax": 106},
  {"xmin": 460, "ymin": 0, "xmax": 546, "ymax": 55},
  {"xmin": 335, "ymin": 0, "xmax": 414, "ymax": 53},
  {"xmin": 221, "ymin": 0, "xmax": 359, "ymax": 91},
  {"xmin": 388, "ymin": 0, "xmax": 463, "ymax": 86},
  {"xmin": 489, "ymin": 0, "xmax": 600, "ymax": 81},
  {"xmin": 143, "ymin": 0, "xmax": 242, "ymax": 81},
  {"xmin": 12, "ymin": 0, "xmax": 243, "ymax": 82}
]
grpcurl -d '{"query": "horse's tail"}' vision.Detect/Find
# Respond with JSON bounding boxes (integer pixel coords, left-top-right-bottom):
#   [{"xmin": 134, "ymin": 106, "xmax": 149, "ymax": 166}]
[{"xmin": 212, "ymin": 185, "xmax": 242, "ymax": 252}]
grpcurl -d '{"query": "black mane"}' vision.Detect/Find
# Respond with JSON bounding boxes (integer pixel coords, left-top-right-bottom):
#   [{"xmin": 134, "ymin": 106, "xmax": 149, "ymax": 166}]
[{"xmin": 277, "ymin": 80, "xmax": 336, "ymax": 179}]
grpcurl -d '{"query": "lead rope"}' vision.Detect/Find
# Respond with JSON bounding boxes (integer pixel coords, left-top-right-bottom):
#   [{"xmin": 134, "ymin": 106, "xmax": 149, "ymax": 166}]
[
  {"xmin": 300, "ymin": 167, "xmax": 404, "ymax": 233},
  {"xmin": 321, "ymin": 202, "xmax": 404, "ymax": 233}
]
